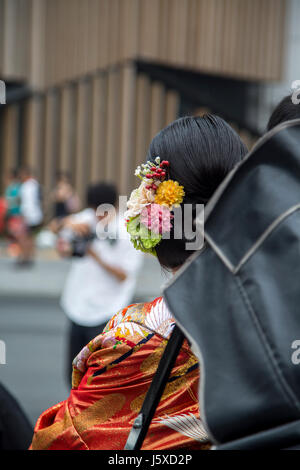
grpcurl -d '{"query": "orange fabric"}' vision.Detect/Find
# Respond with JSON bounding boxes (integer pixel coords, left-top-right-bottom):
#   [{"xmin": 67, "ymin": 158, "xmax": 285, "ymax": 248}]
[{"xmin": 31, "ymin": 298, "xmax": 209, "ymax": 450}]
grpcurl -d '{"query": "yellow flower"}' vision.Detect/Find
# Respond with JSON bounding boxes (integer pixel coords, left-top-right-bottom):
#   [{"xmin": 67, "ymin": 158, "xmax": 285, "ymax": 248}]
[{"xmin": 154, "ymin": 180, "xmax": 185, "ymax": 208}]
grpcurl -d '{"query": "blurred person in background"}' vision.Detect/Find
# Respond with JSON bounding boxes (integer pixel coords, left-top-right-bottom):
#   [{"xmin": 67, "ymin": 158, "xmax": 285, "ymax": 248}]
[
  {"xmin": 4, "ymin": 169, "xmax": 26, "ymax": 258},
  {"xmin": 30, "ymin": 116, "xmax": 247, "ymax": 450},
  {"xmin": 51, "ymin": 171, "xmax": 80, "ymax": 219},
  {"xmin": 4, "ymin": 169, "xmax": 21, "ymax": 218},
  {"xmin": 17, "ymin": 166, "xmax": 43, "ymax": 267},
  {"xmin": 48, "ymin": 171, "xmax": 81, "ymax": 235},
  {"xmin": 55, "ymin": 182, "xmax": 142, "ymax": 385}
]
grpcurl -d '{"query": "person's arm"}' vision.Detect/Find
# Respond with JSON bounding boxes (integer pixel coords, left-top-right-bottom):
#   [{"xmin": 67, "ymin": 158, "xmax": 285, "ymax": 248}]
[
  {"xmin": 87, "ymin": 246, "xmax": 127, "ymax": 282},
  {"xmin": 49, "ymin": 216, "xmax": 91, "ymax": 236}
]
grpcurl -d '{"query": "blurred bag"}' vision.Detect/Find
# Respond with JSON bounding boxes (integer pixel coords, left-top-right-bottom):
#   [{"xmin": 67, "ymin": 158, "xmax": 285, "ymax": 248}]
[{"xmin": 164, "ymin": 119, "xmax": 300, "ymax": 449}]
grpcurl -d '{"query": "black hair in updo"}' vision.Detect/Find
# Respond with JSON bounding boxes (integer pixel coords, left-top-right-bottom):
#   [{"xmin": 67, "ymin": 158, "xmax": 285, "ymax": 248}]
[
  {"xmin": 267, "ymin": 94, "xmax": 300, "ymax": 131},
  {"xmin": 146, "ymin": 115, "xmax": 248, "ymax": 269}
]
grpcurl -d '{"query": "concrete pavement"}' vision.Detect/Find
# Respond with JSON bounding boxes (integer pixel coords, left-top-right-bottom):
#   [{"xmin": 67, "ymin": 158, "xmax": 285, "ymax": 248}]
[
  {"xmin": 0, "ymin": 250, "xmax": 169, "ymax": 301},
  {"xmin": 0, "ymin": 296, "xmax": 69, "ymax": 426}
]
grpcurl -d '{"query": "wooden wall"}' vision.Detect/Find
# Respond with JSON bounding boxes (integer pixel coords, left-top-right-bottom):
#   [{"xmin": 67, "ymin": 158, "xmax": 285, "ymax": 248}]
[
  {"xmin": 0, "ymin": 62, "xmax": 260, "ymax": 209},
  {"xmin": 42, "ymin": 0, "xmax": 288, "ymax": 85},
  {"xmin": 0, "ymin": 0, "xmax": 287, "ymax": 88},
  {"xmin": 0, "ymin": 64, "xmax": 180, "ymax": 211},
  {"xmin": 0, "ymin": 0, "xmax": 32, "ymax": 80},
  {"xmin": 0, "ymin": 0, "xmax": 287, "ymax": 212}
]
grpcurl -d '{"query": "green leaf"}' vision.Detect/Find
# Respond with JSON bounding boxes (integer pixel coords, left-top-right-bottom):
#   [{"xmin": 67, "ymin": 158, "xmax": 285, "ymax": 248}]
[{"xmin": 127, "ymin": 215, "xmax": 161, "ymax": 256}]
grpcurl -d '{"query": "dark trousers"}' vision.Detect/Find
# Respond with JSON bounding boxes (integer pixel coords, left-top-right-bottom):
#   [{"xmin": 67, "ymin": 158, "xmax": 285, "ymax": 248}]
[{"xmin": 67, "ymin": 320, "xmax": 107, "ymax": 387}]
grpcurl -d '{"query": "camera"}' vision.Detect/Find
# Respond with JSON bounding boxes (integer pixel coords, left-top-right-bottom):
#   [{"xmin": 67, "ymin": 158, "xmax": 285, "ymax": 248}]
[{"xmin": 57, "ymin": 227, "xmax": 95, "ymax": 258}]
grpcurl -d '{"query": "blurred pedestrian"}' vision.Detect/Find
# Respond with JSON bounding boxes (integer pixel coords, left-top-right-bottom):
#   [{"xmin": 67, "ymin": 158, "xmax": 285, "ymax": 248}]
[
  {"xmin": 52, "ymin": 171, "xmax": 80, "ymax": 219},
  {"xmin": 18, "ymin": 166, "xmax": 43, "ymax": 266},
  {"xmin": 4, "ymin": 169, "xmax": 26, "ymax": 257},
  {"xmin": 4, "ymin": 169, "xmax": 21, "ymax": 218},
  {"xmin": 48, "ymin": 171, "xmax": 81, "ymax": 234},
  {"xmin": 56, "ymin": 182, "xmax": 142, "ymax": 385}
]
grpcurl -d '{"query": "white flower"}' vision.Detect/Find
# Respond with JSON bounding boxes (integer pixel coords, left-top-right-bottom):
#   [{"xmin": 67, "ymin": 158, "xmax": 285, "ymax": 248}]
[
  {"xmin": 125, "ymin": 182, "xmax": 156, "ymax": 220},
  {"xmin": 134, "ymin": 166, "xmax": 141, "ymax": 176}
]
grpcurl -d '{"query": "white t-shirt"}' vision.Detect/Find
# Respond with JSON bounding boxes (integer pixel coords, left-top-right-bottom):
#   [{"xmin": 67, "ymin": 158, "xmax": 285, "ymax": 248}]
[
  {"xmin": 20, "ymin": 178, "xmax": 43, "ymax": 226},
  {"xmin": 60, "ymin": 209, "xmax": 143, "ymax": 327}
]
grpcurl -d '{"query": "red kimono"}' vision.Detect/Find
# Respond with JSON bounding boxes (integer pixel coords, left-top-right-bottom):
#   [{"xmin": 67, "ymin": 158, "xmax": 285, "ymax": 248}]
[{"xmin": 30, "ymin": 297, "xmax": 209, "ymax": 450}]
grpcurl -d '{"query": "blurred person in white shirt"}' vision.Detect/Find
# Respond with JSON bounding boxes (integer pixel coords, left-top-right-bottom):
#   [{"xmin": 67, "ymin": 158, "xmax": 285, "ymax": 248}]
[
  {"xmin": 18, "ymin": 167, "xmax": 43, "ymax": 266},
  {"xmin": 56, "ymin": 182, "xmax": 143, "ymax": 384}
]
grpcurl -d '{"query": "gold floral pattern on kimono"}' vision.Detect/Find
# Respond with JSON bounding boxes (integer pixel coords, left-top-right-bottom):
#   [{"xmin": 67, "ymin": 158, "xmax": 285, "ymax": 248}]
[{"xmin": 31, "ymin": 297, "xmax": 210, "ymax": 450}]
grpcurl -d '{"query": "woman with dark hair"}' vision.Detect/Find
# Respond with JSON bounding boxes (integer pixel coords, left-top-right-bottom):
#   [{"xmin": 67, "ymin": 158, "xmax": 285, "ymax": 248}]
[
  {"xmin": 146, "ymin": 115, "xmax": 247, "ymax": 268},
  {"xmin": 31, "ymin": 115, "xmax": 247, "ymax": 450}
]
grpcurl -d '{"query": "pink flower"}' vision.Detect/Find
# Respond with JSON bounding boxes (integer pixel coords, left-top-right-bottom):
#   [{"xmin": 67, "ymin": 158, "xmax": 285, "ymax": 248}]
[{"xmin": 140, "ymin": 204, "xmax": 173, "ymax": 235}]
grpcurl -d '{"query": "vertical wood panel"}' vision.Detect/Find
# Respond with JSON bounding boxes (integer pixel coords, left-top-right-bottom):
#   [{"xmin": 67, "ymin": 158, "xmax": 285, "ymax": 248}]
[
  {"xmin": 222, "ymin": 0, "xmax": 238, "ymax": 75},
  {"xmin": 134, "ymin": 73, "xmax": 151, "ymax": 187},
  {"xmin": 105, "ymin": 68, "xmax": 121, "ymax": 183},
  {"xmin": 119, "ymin": 64, "xmax": 136, "ymax": 195},
  {"xmin": 211, "ymin": 0, "xmax": 225, "ymax": 70},
  {"xmin": 2, "ymin": 0, "xmax": 17, "ymax": 76},
  {"xmin": 186, "ymin": 0, "xmax": 198, "ymax": 67},
  {"xmin": 120, "ymin": 0, "xmax": 140, "ymax": 61},
  {"xmin": 175, "ymin": 0, "xmax": 188, "ymax": 64},
  {"xmin": 165, "ymin": 89, "xmax": 179, "ymax": 127},
  {"xmin": 68, "ymin": 0, "xmax": 78, "ymax": 80},
  {"xmin": 150, "ymin": 81, "xmax": 166, "ymax": 141},
  {"xmin": 59, "ymin": 85, "xmax": 76, "ymax": 175},
  {"xmin": 108, "ymin": 0, "xmax": 121, "ymax": 67},
  {"xmin": 2, "ymin": 105, "xmax": 19, "ymax": 181},
  {"xmin": 0, "ymin": 1, "xmax": 4, "ymax": 71},
  {"xmin": 74, "ymin": 80, "xmax": 92, "ymax": 202},
  {"xmin": 90, "ymin": 74, "xmax": 108, "ymax": 182},
  {"xmin": 1, "ymin": 0, "xmax": 288, "ymax": 86},
  {"xmin": 23, "ymin": 96, "xmax": 44, "ymax": 180},
  {"xmin": 195, "ymin": 0, "xmax": 208, "ymax": 69},
  {"xmin": 139, "ymin": 0, "xmax": 160, "ymax": 60},
  {"xmin": 274, "ymin": 0, "xmax": 287, "ymax": 79},
  {"xmin": 239, "ymin": 0, "xmax": 253, "ymax": 77},
  {"xmin": 256, "ymin": 0, "xmax": 269, "ymax": 78},
  {"xmin": 98, "ymin": 0, "xmax": 110, "ymax": 68},
  {"xmin": 29, "ymin": 0, "xmax": 46, "ymax": 88},
  {"xmin": 158, "ymin": 0, "xmax": 170, "ymax": 62},
  {"xmin": 2, "ymin": 0, "xmax": 279, "ymax": 216},
  {"xmin": 43, "ymin": 90, "xmax": 59, "ymax": 202},
  {"xmin": 248, "ymin": 0, "xmax": 261, "ymax": 78}
]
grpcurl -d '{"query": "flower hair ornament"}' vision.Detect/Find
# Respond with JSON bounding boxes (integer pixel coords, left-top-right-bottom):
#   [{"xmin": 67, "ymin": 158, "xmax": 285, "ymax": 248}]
[{"xmin": 125, "ymin": 156, "xmax": 185, "ymax": 255}]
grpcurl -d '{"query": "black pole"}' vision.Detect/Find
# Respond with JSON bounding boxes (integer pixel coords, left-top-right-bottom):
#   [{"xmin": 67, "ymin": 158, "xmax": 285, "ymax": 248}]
[{"xmin": 124, "ymin": 325, "xmax": 185, "ymax": 450}]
